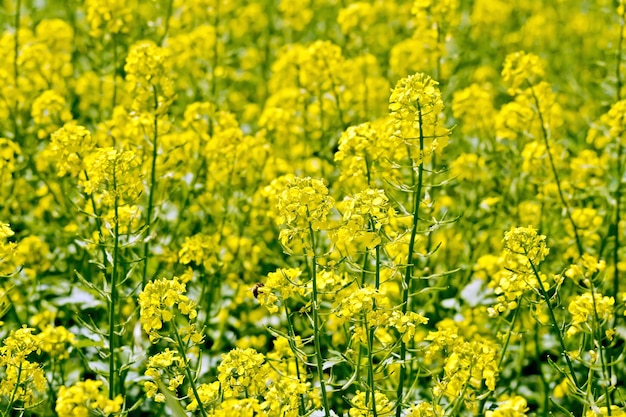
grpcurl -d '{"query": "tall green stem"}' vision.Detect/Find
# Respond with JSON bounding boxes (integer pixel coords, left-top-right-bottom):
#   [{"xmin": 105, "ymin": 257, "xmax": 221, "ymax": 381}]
[
  {"xmin": 365, "ymin": 312, "xmax": 378, "ymax": 417},
  {"xmin": 284, "ymin": 305, "xmax": 307, "ymax": 416},
  {"xmin": 528, "ymin": 86, "xmax": 583, "ymax": 257},
  {"xmin": 142, "ymin": 86, "xmax": 160, "ymax": 288},
  {"xmin": 12, "ymin": 0, "xmax": 21, "ymax": 143},
  {"xmin": 308, "ymin": 222, "xmax": 330, "ymax": 417},
  {"xmin": 589, "ymin": 281, "xmax": 612, "ymax": 414},
  {"xmin": 396, "ymin": 103, "xmax": 425, "ymax": 417},
  {"xmin": 4, "ymin": 363, "xmax": 22, "ymax": 416},
  {"xmin": 528, "ymin": 259, "xmax": 579, "ymax": 387},
  {"xmin": 108, "ymin": 160, "xmax": 121, "ymax": 399},
  {"xmin": 613, "ymin": 5, "xmax": 625, "ymax": 310},
  {"xmin": 171, "ymin": 321, "xmax": 209, "ymax": 417},
  {"xmin": 111, "ymin": 33, "xmax": 118, "ymax": 113}
]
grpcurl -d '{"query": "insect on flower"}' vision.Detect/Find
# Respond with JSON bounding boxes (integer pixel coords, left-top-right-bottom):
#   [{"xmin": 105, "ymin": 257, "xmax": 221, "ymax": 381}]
[{"xmin": 251, "ymin": 282, "xmax": 264, "ymax": 299}]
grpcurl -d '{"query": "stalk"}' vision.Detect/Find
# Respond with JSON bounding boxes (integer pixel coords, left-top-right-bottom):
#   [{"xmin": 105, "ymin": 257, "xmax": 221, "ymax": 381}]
[
  {"xmin": 497, "ymin": 303, "xmax": 521, "ymax": 369},
  {"xmin": 365, "ymin": 243, "xmax": 382, "ymax": 415},
  {"xmin": 141, "ymin": 85, "xmax": 160, "ymax": 288},
  {"xmin": 308, "ymin": 221, "xmax": 330, "ymax": 417},
  {"xmin": 396, "ymin": 102, "xmax": 425, "ymax": 417},
  {"xmin": 159, "ymin": 0, "xmax": 174, "ymax": 45},
  {"xmin": 478, "ymin": 304, "xmax": 521, "ymax": 415},
  {"xmin": 589, "ymin": 281, "xmax": 612, "ymax": 414},
  {"xmin": 364, "ymin": 312, "xmax": 378, "ymax": 417},
  {"xmin": 284, "ymin": 305, "xmax": 307, "ymax": 416},
  {"xmin": 528, "ymin": 258, "xmax": 579, "ymax": 388},
  {"xmin": 528, "ymin": 86, "xmax": 583, "ymax": 257},
  {"xmin": 356, "ymin": 251, "xmax": 369, "ymax": 387},
  {"xmin": 109, "ymin": 159, "xmax": 120, "ymax": 398},
  {"xmin": 111, "ymin": 33, "xmax": 118, "ymax": 112},
  {"xmin": 4, "ymin": 362, "xmax": 22, "ymax": 415},
  {"xmin": 12, "ymin": 0, "xmax": 21, "ymax": 144},
  {"xmin": 171, "ymin": 321, "xmax": 209, "ymax": 417},
  {"xmin": 613, "ymin": 3, "xmax": 625, "ymax": 311},
  {"xmin": 534, "ymin": 321, "xmax": 551, "ymax": 414}
]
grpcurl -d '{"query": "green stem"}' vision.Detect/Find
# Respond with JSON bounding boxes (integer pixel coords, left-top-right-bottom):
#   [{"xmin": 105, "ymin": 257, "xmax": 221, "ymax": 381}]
[
  {"xmin": 141, "ymin": 85, "xmax": 160, "ymax": 288},
  {"xmin": 534, "ymin": 321, "xmax": 551, "ymax": 414},
  {"xmin": 159, "ymin": 0, "xmax": 174, "ymax": 44},
  {"xmin": 447, "ymin": 372, "xmax": 472, "ymax": 416},
  {"xmin": 210, "ymin": 2, "xmax": 220, "ymax": 103},
  {"xmin": 589, "ymin": 282, "xmax": 612, "ymax": 414},
  {"xmin": 528, "ymin": 85, "xmax": 583, "ymax": 257},
  {"xmin": 308, "ymin": 222, "xmax": 330, "ymax": 417},
  {"xmin": 528, "ymin": 258, "xmax": 580, "ymax": 387},
  {"xmin": 613, "ymin": 4, "xmax": 625, "ymax": 312},
  {"xmin": 617, "ymin": 6, "xmax": 624, "ymax": 102},
  {"xmin": 111, "ymin": 33, "xmax": 118, "ymax": 112},
  {"xmin": 396, "ymin": 102, "xmax": 425, "ymax": 417},
  {"xmin": 365, "ymin": 243, "xmax": 381, "ymax": 415},
  {"xmin": 357, "ymin": 251, "xmax": 369, "ymax": 386},
  {"xmin": 80, "ymin": 164, "xmax": 108, "ymax": 274},
  {"xmin": 497, "ymin": 302, "xmax": 521, "ymax": 369},
  {"xmin": 478, "ymin": 303, "xmax": 521, "ymax": 415},
  {"xmin": 4, "ymin": 362, "xmax": 22, "ymax": 416},
  {"xmin": 109, "ymin": 160, "xmax": 120, "ymax": 399},
  {"xmin": 365, "ymin": 314, "xmax": 378, "ymax": 417},
  {"xmin": 12, "ymin": 0, "xmax": 21, "ymax": 144},
  {"xmin": 171, "ymin": 321, "xmax": 209, "ymax": 417},
  {"xmin": 284, "ymin": 305, "xmax": 307, "ymax": 416}
]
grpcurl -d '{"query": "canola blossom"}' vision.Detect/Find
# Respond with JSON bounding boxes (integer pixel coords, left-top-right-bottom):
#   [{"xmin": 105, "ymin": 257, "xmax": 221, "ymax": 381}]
[{"xmin": 1, "ymin": 1, "xmax": 626, "ymax": 416}]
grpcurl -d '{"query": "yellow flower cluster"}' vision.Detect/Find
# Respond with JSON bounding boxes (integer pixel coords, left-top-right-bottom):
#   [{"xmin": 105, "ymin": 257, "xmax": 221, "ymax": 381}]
[
  {"xmin": 217, "ymin": 347, "xmax": 269, "ymax": 397},
  {"xmin": 178, "ymin": 233, "xmax": 220, "ymax": 271},
  {"xmin": 334, "ymin": 188, "xmax": 395, "ymax": 255},
  {"xmin": 38, "ymin": 324, "xmax": 76, "ymax": 360},
  {"xmin": 138, "ymin": 276, "xmax": 199, "ymax": 341},
  {"xmin": 485, "ymin": 395, "xmax": 529, "ymax": 417},
  {"xmin": 277, "ymin": 176, "xmax": 335, "ymax": 252},
  {"xmin": 257, "ymin": 268, "xmax": 308, "ymax": 314},
  {"xmin": 406, "ymin": 402, "xmax": 443, "ymax": 417},
  {"xmin": 435, "ymin": 340, "xmax": 499, "ymax": 400},
  {"xmin": 349, "ymin": 390, "xmax": 394, "ymax": 417},
  {"xmin": 389, "ymin": 73, "xmax": 450, "ymax": 164},
  {"xmin": 84, "ymin": 0, "xmax": 133, "ymax": 37},
  {"xmin": 489, "ymin": 227, "xmax": 552, "ymax": 315},
  {"xmin": 0, "ymin": 326, "xmax": 46, "ymax": 407},
  {"xmin": 501, "ymin": 51, "xmax": 545, "ymax": 95},
  {"xmin": 49, "ymin": 123, "xmax": 96, "ymax": 178},
  {"xmin": 567, "ymin": 293, "xmax": 615, "ymax": 336},
  {"xmin": 187, "ymin": 381, "xmax": 220, "ymax": 411},
  {"xmin": 0, "ymin": 222, "xmax": 16, "ymax": 276},
  {"xmin": 124, "ymin": 40, "xmax": 175, "ymax": 113},
  {"xmin": 56, "ymin": 379, "xmax": 123, "ymax": 417},
  {"xmin": 144, "ymin": 348, "xmax": 185, "ymax": 403}
]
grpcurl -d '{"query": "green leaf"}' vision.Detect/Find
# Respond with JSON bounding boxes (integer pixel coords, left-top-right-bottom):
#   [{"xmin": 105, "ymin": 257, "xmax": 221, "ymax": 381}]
[{"xmin": 156, "ymin": 379, "xmax": 188, "ymax": 417}]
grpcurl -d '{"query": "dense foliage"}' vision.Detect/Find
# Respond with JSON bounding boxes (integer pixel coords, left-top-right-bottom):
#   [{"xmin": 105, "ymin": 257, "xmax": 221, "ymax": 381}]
[{"xmin": 1, "ymin": 0, "xmax": 626, "ymax": 416}]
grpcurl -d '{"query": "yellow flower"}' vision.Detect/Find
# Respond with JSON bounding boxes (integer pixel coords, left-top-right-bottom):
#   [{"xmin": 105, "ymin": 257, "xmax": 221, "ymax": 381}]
[
  {"xmin": 349, "ymin": 390, "xmax": 394, "ymax": 417},
  {"xmin": 486, "ymin": 395, "xmax": 529, "ymax": 417},
  {"xmin": 502, "ymin": 51, "xmax": 545, "ymax": 94},
  {"xmin": 187, "ymin": 382, "xmax": 220, "ymax": 411},
  {"xmin": 389, "ymin": 73, "xmax": 451, "ymax": 164},
  {"xmin": 138, "ymin": 276, "xmax": 198, "ymax": 341},
  {"xmin": 56, "ymin": 380, "xmax": 123, "ymax": 417},
  {"xmin": 407, "ymin": 402, "xmax": 443, "ymax": 417},
  {"xmin": 277, "ymin": 176, "xmax": 335, "ymax": 252},
  {"xmin": 257, "ymin": 268, "xmax": 308, "ymax": 314},
  {"xmin": 567, "ymin": 292, "xmax": 614, "ymax": 336},
  {"xmin": 218, "ymin": 348, "xmax": 268, "ymax": 397},
  {"xmin": 37, "ymin": 325, "xmax": 76, "ymax": 360},
  {"xmin": 49, "ymin": 123, "xmax": 96, "ymax": 178}
]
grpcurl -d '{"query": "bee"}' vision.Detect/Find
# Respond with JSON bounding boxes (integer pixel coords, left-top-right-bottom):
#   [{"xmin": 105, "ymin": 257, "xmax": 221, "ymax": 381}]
[{"xmin": 251, "ymin": 282, "xmax": 264, "ymax": 299}]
